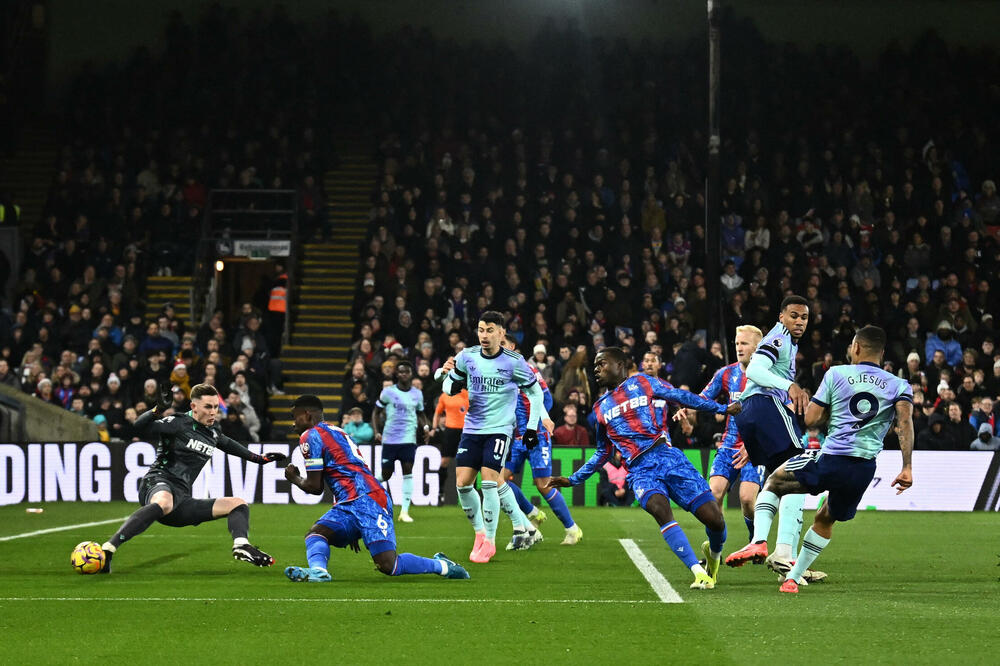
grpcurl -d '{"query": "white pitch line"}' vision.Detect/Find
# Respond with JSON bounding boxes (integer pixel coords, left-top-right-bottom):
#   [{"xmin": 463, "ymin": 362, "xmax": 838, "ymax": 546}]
[
  {"xmin": 0, "ymin": 597, "xmax": 660, "ymax": 605},
  {"xmin": 0, "ymin": 516, "xmax": 128, "ymax": 542},
  {"xmin": 618, "ymin": 538, "xmax": 684, "ymax": 603}
]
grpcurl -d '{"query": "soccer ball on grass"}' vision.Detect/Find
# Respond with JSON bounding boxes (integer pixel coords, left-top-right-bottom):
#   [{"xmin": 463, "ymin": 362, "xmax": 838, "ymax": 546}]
[{"xmin": 71, "ymin": 541, "xmax": 105, "ymax": 574}]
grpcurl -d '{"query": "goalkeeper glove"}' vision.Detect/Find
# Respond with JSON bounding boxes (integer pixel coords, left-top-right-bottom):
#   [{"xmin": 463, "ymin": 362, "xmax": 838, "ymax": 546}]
[
  {"xmin": 155, "ymin": 382, "xmax": 173, "ymax": 412},
  {"xmin": 255, "ymin": 452, "xmax": 288, "ymax": 465}
]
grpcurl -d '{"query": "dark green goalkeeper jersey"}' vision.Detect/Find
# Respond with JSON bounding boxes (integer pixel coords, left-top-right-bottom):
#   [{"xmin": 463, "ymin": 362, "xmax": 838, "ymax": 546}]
[{"xmin": 137, "ymin": 410, "xmax": 259, "ymax": 494}]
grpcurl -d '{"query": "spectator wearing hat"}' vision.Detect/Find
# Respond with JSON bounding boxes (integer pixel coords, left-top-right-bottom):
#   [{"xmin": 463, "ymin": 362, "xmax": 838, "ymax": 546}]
[
  {"xmin": 925, "ymin": 320, "xmax": 962, "ymax": 368},
  {"xmin": 971, "ymin": 422, "xmax": 1000, "ymax": 451},
  {"xmin": 166, "ymin": 385, "xmax": 190, "ymax": 414},
  {"xmin": 898, "ymin": 351, "xmax": 929, "ymax": 390},
  {"xmin": 341, "ymin": 406, "xmax": 374, "ymax": 445},
  {"xmin": 170, "ymin": 361, "xmax": 191, "ymax": 398},
  {"xmin": 93, "ymin": 414, "xmax": 111, "ymax": 443},
  {"xmin": 916, "ymin": 412, "xmax": 951, "ymax": 449}
]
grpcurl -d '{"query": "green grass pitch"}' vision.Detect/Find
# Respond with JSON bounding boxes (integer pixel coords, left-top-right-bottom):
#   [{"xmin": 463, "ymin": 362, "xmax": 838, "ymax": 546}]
[{"xmin": 0, "ymin": 502, "xmax": 996, "ymax": 664}]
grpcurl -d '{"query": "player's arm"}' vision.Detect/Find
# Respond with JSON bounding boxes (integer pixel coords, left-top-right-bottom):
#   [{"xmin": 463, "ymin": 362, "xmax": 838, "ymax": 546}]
[
  {"xmin": 285, "ymin": 430, "xmax": 326, "ymax": 494},
  {"xmin": 372, "ymin": 391, "xmax": 386, "ymax": 442},
  {"xmin": 652, "ymin": 377, "xmax": 731, "ymax": 415},
  {"xmin": 417, "ymin": 410, "xmax": 431, "ymax": 442},
  {"xmin": 677, "ymin": 367, "xmax": 726, "ymax": 422},
  {"xmin": 216, "ymin": 434, "xmax": 287, "ymax": 465},
  {"xmin": 439, "ymin": 353, "xmax": 467, "ymax": 396},
  {"xmin": 746, "ymin": 351, "xmax": 808, "ymax": 414},
  {"xmin": 805, "ymin": 369, "xmax": 833, "ymax": 427},
  {"xmin": 285, "ymin": 466, "xmax": 324, "ymax": 494},
  {"xmin": 892, "ymin": 398, "xmax": 915, "ymax": 494},
  {"xmin": 562, "ymin": 426, "xmax": 612, "ymax": 486}
]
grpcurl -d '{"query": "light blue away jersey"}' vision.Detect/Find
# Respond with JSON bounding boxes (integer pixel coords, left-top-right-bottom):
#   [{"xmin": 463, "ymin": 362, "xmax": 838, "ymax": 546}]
[
  {"xmin": 450, "ymin": 346, "xmax": 537, "ymax": 436},
  {"xmin": 741, "ymin": 321, "xmax": 797, "ymax": 402},
  {"xmin": 376, "ymin": 385, "xmax": 424, "ymax": 444},
  {"xmin": 811, "ymin": 362, "xmax": 913, "ymax": 459}
]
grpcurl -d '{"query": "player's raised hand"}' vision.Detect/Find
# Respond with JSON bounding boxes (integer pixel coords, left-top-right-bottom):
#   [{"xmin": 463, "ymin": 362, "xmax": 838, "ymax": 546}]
[
  {"xmin": 787, "ymin": 383, "xmax": 809, "ymax": 415},
  {"xmin": 543, "ymin": 476, "xmax": 571, "ymax": 492},
  {"xmin": 284, "ymin": 464, "xmax": 301, "ymax": 482},
  {"xmin": 672, "ymin": 407, "xmax": 689, "ymax": 422},
  {"xmin": 725, "ymin": 401, "xmax": 742, "ymax": 416},
  {"xmin": 441, "ymin": 356, "xmax": 456, "ymax": 374},
  {"xmin": 155, "ymin": 381, "xmax": 172, "ymax": 412},
  {"xmin": 261, "ymin": 452, "xmax": 288, "ymax": 464},
  {"xmin": 891, "ymin": 468, "xmax": 913, "ymax": 494},
  {"xmin": 732, "ymin": 446, "xmax": 750, "ymax": 470}
]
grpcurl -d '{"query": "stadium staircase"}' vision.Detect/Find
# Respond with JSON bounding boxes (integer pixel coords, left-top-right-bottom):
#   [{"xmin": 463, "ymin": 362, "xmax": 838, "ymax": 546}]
[
  {"xmin": 146, "ymin": 276, "xmax": 194, "ymax": 329},
  {"xmin": 269, "ymin": 146, "xmax": 375, "ymax": 441},
  {"xmin": 0, "ymin": 121, "xmax": 57, "ymax": 239}
]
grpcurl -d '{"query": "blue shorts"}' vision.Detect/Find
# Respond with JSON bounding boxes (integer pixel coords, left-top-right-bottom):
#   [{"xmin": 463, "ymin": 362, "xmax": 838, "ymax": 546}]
[
  {"xmin": 381, "ymin": 443, "xmax": 417, "ymax": 467},
  {"xmin": 627, "ymin": 446, "xmax": 714, "ymax": 514},
  {"xmin": 456, "ymin": 432, "xmax": 510, "ymax": 472},
  {"xmin": 315, "ymin": 493, "xmax": 396, "ymax": 556},
  {"xmin": 504, "ymin": 430, "xmax": 553, "ymax": 478},
  {"xmin": 734, "ymin": 395, "xmax": 803, "ymax": 471},
  {"xmin": 710, "ymin": 447, "xmax": 764, "ymax": 487},
  {"xmin": 787, "ymin": 451, "xmax": 876, "ymax": 522}
]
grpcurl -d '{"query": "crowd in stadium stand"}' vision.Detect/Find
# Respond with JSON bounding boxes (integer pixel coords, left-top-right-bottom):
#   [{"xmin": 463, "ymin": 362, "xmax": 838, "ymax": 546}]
[
  {"xmin": 347, "ymin": 18, "xmax": 1000, "ymax": 453},
  {"xmin": 0, "ymin": 6, "xmax": 332, "ymax": 442},
  {"xmin": 1, "ymin": 7, "xmax": 999, "ymax": 453}
]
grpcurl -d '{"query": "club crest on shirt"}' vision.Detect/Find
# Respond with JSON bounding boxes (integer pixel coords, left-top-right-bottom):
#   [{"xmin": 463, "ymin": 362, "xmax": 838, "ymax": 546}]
[{"xmin": 773, "ymin": 338, "xmax": 782, "ymax": 348}]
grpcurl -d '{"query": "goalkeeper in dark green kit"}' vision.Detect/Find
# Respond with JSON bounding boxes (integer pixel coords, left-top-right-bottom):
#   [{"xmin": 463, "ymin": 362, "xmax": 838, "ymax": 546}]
[{"xmin": 99, "ymin": 383, "xmax": 287, "ymax": 572}]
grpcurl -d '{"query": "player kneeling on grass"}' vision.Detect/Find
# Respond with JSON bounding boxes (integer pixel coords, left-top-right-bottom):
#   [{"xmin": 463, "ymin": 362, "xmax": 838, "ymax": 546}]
[
  {"xmin": 283, "ymin": 395, "xmax": 469, "ymax": 582},
  {"xmin": 728, "ymin": 326, "xmax": 914, "ymax": 593},
  {"xmin": 99, "ymin": 383, "xmax": 286, "ymax": 572},
  {"xmin": 546, "ymin": 347, "xmax": 741, "ymax": 590}
]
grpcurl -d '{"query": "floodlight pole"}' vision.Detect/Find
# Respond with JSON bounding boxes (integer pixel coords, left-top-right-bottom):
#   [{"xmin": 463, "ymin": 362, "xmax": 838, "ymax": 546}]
[{"xmin": 706, "ymin": 0, "xmax": 723, "ymax": 353}]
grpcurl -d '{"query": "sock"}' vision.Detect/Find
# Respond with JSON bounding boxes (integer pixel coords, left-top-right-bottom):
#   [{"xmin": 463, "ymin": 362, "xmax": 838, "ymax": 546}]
[
  {"xmin": 508, "ymin": 482, "xmax": 535, "ymax": 515},
  {"xmin": 744, "ymin": 515, "xmax": 754, "ymax": 541},
  {"xmin": 787, "ymin": 528, "xmax": 831, "ymax": 582},
  {"xmin": 543, "ymin": 488, "xmax": 575, "ymax": 528},
  {"xmin": 481, "ymin": 481, "xmax": 500, "ymax": 540},
  {"xmin": 776, "ymin": 493, "xmax": 805, "ymax": 558},
  {"xmin": 402, "ymin": 474, "xmax": 413, "ymax": 513},
  {"xmin": 751, "ymin": 490, "xmax": 780, "ymax": 543},
  {"xmin": 706, "ymin": 524, "xmax": 727, "ymax": 558},
  {"xmin": 391, "ymin": 552, "xmax": 443, "ymax": 576},
  {"xmin": 497, "ymin": 482, "xmax": 530, "ymax": 531},
  {"xmin": 458, "ymin": 485, "xmax": 485, "ymax": 533},
  {"xmin": 305, "ymin": 533, "xmax": 330, "ymax": 571},
  {"xmin": 660, "ymin": 521, "xmax": 699, "ymax": 569},
  {"xmin": 108, "ymin": 503, "xmax": 164, "ymax": 548},
  {"xmin": 227, "ymin": 504, "xmax": 250, "ymax": 541},
  {"xmin": 437, "ymin": 466, "xmax": 449, "ymax": 497}
]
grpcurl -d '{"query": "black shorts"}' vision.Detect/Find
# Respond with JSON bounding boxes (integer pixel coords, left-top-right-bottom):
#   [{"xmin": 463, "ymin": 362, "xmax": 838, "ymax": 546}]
[
  {"xmin": 788, "ymin": 451, "xmax": 877, "ymax": 522},
  {"xmin": 381, "ymin": 443, "xmax": 417, "ymax": 467},
  {"xmin": 139, "ymin": 475, "xmax": 215, "ymax": 528},
  {"xmin": 438, "ymin": 428, "xmax": 462, "ymax": 458},
  {"xmin": 456, "ymin": 432, "xmax": 511, "ymax": 472}
]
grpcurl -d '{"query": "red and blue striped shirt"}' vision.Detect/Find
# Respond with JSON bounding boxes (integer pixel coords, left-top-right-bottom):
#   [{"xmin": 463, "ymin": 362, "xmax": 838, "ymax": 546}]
[
  {"xmin": 300, "ymin": 422, "xmax": 387, "ymax": 508},
  {"xmin": 699, "ymin": 362, "xmax": 748, "ymax": 450}
]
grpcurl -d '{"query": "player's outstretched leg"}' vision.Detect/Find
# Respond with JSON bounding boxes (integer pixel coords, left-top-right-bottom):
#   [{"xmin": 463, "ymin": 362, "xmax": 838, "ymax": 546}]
[
  {"xmin": 508, "ymin": 479, "xmax": 547, "ymax": 527},
  {"xmin": 782, "ymin": 504, "xmax": 835, "ymax": 592},
  {"xmin": 285, "ymin": 529, "xmax": 333, "ymax": 582},
  {"xmin": 692, "ymin": 495, "xmax": 727, "ymax": 584},
  {"xmin": 373, "ymin": 550, "xmax": 470, "ymax": 579},
  {"xmin": 643, "ymin": 493, "xmax": 713, "ymax": 589},
  {"xmin": 100, "ymin": 492, "xmax": 171, "ymax": 573},
  {"xmin": 218, "ymin": 498, "xmax": 274, "ymax": 567},
  {"xmin": 537, "ymin": 483, "xmax": 581, "ymax": 545}
]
